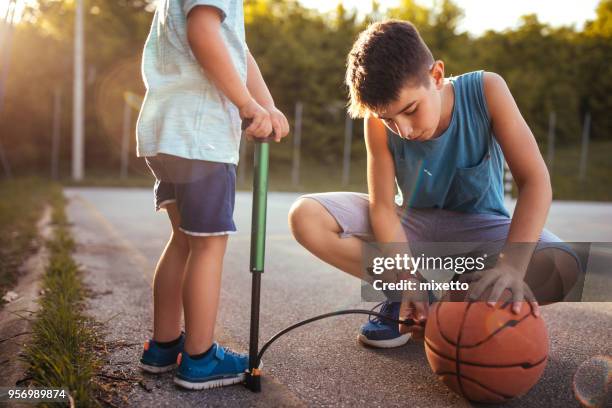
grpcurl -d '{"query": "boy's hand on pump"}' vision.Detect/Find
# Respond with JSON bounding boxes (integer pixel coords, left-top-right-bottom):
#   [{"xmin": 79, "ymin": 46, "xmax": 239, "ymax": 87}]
[
  {"xmin": 264, "ymin": 105, "xmax": 290, "ymax": 142},
  {"xmin": 239, "ymin": 98, "xmax": 273, "ymax": 140}
]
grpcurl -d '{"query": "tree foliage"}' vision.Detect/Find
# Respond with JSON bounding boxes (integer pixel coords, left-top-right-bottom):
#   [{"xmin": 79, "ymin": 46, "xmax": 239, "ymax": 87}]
[{"xmin": 0, "ymin": 0, "xmax": 609, "ymax": 174}]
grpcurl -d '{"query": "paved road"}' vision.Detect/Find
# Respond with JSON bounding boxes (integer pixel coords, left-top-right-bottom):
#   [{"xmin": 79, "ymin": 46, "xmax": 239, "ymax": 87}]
[{"xmin": 65, "ymin": 187, "xmax": 612, "ymax": 407}]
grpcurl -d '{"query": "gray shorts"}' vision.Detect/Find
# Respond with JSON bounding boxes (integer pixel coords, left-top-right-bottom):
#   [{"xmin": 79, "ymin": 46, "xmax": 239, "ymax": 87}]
[{"xmin": 301, "ymin": 192, "xmax": 580, "ymax": 265}]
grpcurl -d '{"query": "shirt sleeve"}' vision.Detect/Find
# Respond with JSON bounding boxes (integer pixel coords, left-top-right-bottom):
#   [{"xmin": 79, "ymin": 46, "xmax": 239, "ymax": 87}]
[{"xmin": 181, "ymin": 0, "xmax": 229, "ymax": 22}]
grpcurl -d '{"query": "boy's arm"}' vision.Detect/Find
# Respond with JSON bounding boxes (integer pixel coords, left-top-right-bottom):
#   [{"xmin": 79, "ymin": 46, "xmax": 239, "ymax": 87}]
[
  {"xmin": 187, "ymin": 6, "xmax": 249, "ymax": 110},
  {"xmin": 365, "ymin": 114, "xmax": 408, "ymax": 244},
  {"xmin": 366, "ymin": 114, "xmax": 429, "ymax": 336},
  {"xmin": 483, "ymin": 72, "xmax": 552, "ymax": 273},
  {"xmin": 465, "ymin": 72, "xmax": 546, "ymax": 315},
  {"xmin": 186, "ymin": 6, "xmax": 271, "ymax": 137},
  {"xmin": 246, "ymin": 52, "xmax": 274, "ymax": 109},
  {"xmin": 246, "ymin": 51, "xmax": 290, "ymax": 141}
]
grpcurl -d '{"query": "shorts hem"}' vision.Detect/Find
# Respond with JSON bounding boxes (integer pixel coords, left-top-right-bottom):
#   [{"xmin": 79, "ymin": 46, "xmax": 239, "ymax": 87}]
[
  {"xmin": 179, "ymin": 227, "xmax": 237, "ymax": 237},
  {"xmin": 156, "ymin": 199, "xmax": 177, "ymax": 212}
]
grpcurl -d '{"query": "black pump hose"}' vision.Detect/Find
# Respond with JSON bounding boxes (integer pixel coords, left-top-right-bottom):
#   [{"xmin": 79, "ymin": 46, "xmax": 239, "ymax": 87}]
[{"xmin": 254, "ymin": 309, "xmax": 425, "ymax": 366}]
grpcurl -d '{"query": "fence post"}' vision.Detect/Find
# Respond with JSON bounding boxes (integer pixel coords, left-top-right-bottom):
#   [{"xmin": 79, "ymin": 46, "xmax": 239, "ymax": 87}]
[
  {"xmin": 0, "ymin": 0, "xmax": 17, "ymax": 179},
  {"xmin": 579, "ymin": 112, "xmax": 591, "ymax": 181},
  {"xmin": 291, "ymin": 101, "xmax": 303, "ymax": 188},
  {"xmin": 72, "ymin": 0, "xmax": 85, "ymax": 181}
]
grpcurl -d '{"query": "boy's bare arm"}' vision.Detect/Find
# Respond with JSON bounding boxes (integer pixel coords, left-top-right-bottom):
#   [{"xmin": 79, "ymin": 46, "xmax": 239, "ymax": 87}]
[
  {"xmin": 187, "ymin": 7, "xmax": 250, "ymax": 109},
  {"xmin": 186, "ymin": 6, "xmax": 272, "ymax": 137},
  {"xmin": 246, "ymin": 52, "xmax": 290, "ymax": 141},
  {"xmin": 484, "ymin": 72, "xmax": 551, "ymax": 271},
  {"xmin": 466, "ymin": 73, "xmax": 543, "ymax": 315},
  {"xmin": 246, "ymin": 52, "xmax": 274, "ymax": 109},
  {"xmin": 364, "ymin": 114, "xmax": 408, "ymax": 244},
  {"xmin": 366, "ymin": 114, "xmax": 428, "ymax": 334}
]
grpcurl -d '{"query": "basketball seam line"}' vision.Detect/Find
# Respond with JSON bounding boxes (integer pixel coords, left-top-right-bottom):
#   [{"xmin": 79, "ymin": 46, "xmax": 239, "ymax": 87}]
[
  {"xmin": 437, "ymin": 304, "xmax": 532, "ymax": 349},
  {"xmin": 425, "ymin": 339, "xmax": 548, "ymax": 368},
  {"xmin": 454, "ymin": 301, "xmax": 472, "ymax": 399}
]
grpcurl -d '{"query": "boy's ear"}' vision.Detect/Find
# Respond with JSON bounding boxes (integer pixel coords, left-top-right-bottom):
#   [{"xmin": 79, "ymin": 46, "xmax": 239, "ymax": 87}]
[{"xmin": 430, "ymin": 60, "xmax": 445, "ymax": 89}]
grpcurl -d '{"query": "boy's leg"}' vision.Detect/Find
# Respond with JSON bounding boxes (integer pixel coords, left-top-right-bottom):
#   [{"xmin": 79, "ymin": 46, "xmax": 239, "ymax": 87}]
[
  {"xmin": 524, "ymin": 247, "xmax": 580, "ymax": 304},
  {"xmin": 153, "ymin": 202, "xmax": 190, "ymax": 342},
  {"xmin": 289, "ymin": 197, "xmax": 370, "ymax": 281},
  {"xmin": 182, "ymin": 234, "xmax": 229, "ymax": 356},
  {"xmin": 159, "ymin": 159, "xmax": 253, "ymax": 389},
  {"xmin": 289, "ymin": 194, "xmax": 415, "ymax": 348},
  {"xmin": 289, "ymin": 194, "xmax": 432, "ymax": 283}
]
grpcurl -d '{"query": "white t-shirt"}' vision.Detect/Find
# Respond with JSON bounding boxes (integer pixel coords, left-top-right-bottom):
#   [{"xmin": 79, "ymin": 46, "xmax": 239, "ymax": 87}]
[{"xmin": 136, "ymin": 0, "xmax": 246, "ymax": 165}]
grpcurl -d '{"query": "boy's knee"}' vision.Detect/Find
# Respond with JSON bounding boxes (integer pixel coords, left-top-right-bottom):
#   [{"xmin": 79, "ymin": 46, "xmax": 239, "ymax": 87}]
[
  {"xmin": 288, "ymin": 198, "xmax": 309, "ymax": 237},
  {"xmin": 289, "ymin": 197, "xmax": 341, "ymax": 248},
  {"xmin": 288, "ymin": 198, "xmax": 321, "ymax": 242},
  {"xmin": 528, "ymin": 248, "xmax": 580, "ymax": 302}
]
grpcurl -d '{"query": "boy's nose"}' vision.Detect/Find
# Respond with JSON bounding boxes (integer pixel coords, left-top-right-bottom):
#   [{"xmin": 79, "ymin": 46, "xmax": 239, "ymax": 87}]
[{"xmin": 396, "ymin": 122, "xmax": 413, "ymax": 139}]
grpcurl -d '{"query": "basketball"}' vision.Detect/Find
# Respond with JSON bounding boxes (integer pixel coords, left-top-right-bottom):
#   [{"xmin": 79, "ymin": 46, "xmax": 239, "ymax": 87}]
[{"xmin": 424, "ymin": 296, "xmax": 549, "ymax": 403}]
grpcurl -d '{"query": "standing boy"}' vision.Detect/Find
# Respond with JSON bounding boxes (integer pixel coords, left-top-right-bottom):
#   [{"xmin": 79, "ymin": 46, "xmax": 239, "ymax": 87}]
[{"xmin": 136, "ymin": 0, "xmax": 289, "ymax": 389}]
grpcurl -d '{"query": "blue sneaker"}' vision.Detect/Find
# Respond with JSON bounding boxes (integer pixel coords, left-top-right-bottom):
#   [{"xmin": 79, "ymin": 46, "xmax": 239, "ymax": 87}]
[
  {"xmin": 174, "ymin": 342, "xmax": 262, "ymax": 390},
  {"xmin": 358, "ymin": 301, "xmax": 411, "ymax": 348},
  {"xmin": 139, "ymin": 331, "xmax": 185, "ymax": 374}
]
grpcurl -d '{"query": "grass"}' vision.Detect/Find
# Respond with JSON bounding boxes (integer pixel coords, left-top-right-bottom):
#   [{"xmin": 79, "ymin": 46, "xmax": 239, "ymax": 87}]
[
  {"xmin": 15, "ymin": 182, "xmax": 103, "ymax": 406},
  {"xmin": 0, "ymin": 178, "xmax": 58, "ymax": 306}
]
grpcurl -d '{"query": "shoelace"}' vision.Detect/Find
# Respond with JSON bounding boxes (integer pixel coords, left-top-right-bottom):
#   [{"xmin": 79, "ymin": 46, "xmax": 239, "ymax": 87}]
[
  {"xmin": 222, "ymin": 347, "xmax": 246, "ymax": 359},
  {"xmin": 368, "ymin": 301, "xmax": 395, "ymax": 324}
]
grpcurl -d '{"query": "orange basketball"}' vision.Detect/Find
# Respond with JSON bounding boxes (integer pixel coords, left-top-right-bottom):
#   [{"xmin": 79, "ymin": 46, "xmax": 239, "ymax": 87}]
[{"xmin": 424, "ymin": 297, "xmax": 548, "ymax": 403}]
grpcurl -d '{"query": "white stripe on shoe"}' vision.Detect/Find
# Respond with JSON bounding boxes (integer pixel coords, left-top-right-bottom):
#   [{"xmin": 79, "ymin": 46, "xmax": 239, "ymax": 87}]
[
  {"xmin": 173, "ymin": 373, "xmax": 247, "ymax": 390},
  {"xmin": 173, "ymin": 361, "xmax": 263, "ymax": 390},
  {"xmin": 357, "ymin": 333, "xmax": 411, "ymax": 348}
]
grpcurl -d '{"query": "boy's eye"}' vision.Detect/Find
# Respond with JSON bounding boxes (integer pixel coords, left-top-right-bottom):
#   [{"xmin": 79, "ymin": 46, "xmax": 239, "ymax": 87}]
[{"xmin": 403, "ymin": 108, "xmax": 417, "ymax": 116}]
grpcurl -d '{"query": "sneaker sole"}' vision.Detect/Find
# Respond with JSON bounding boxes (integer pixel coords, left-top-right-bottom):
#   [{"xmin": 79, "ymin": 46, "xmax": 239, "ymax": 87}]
[
  {"xmin": 173, "ymin": 361, "xmax": 263, "ymax": 390},
  {"xmin": 139, "ymin": 362, "xmax": 176, "ymax": 374},
  {"xmin": 357, "ymin": 333, "xmax": 411, "ymax": 348}
]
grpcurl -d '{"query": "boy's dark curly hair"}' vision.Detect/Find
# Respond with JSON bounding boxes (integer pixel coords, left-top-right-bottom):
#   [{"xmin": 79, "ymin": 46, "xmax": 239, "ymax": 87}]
[{"xmin": 346, "ymin": 20, "xmax": 434, "ymax": 118}]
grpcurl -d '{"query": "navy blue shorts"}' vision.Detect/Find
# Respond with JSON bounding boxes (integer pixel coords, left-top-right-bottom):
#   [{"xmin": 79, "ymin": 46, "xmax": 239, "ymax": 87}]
[{"xmin": 145, "ymin": 153, "xmax": 237, "ymax": 236}]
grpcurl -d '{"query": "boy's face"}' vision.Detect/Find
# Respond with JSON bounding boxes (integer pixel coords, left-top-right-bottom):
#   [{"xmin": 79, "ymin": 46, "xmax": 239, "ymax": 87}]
[{"xmin": 372, "ymin": 61, "xmax": 445, "ymax": 141}]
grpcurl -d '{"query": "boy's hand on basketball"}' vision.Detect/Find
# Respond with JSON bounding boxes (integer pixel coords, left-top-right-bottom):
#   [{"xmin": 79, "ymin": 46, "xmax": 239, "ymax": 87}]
[
  {"xmin": 398, "ymin": 279, "xmax": 429, "ymax": 340},
  {"xmin": 463, "ymin": 265, "xmax": 540, "ymax": 317},
  {"xmin": 264, "ymin": 106, "xmax": 290, "ymax": 142},
  {"xmin": 239, "ymin": 98, "xmax": 273, "ymax": 139}
]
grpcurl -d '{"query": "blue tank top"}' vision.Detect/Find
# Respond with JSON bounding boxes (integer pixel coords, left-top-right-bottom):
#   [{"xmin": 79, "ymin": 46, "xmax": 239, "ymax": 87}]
[{"xmin": 388, "ymin": 70, "xmax": 509, "ymax": 218}]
